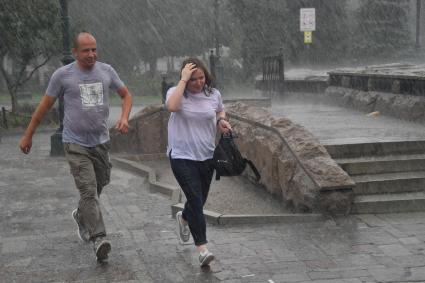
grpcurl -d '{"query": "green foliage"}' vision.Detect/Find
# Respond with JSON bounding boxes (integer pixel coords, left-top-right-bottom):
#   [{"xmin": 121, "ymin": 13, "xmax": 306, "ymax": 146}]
[
  {"xmin": 0, "ymin": 0, "xmax": 61, "ymax": 61},
  {"xmin": 226, "ymin": 0, "xmax": 350, "ymax": 78},
  {"xmin": 70, "ymin": 0, "xmax": 218, "ymax": 77},
  {"xmin": 0, "ymin": 0, "xmax": 62, "ymax": 112}
]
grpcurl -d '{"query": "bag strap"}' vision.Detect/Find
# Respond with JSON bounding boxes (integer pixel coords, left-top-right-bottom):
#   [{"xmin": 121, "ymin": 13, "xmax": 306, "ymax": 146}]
[
  {"xmin": 244, "ymin": 159, "xmax": 261, "ymax": 181},
  {"xmin": 221, "ymin": 130, "xmax": 238, "ymax": 140}
]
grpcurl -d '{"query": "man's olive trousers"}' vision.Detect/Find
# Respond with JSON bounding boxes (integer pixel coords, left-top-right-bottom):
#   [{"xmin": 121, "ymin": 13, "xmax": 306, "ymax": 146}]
[{"xmin": 64, "ymin": 142, "xmax": 111, "ymax": 240}]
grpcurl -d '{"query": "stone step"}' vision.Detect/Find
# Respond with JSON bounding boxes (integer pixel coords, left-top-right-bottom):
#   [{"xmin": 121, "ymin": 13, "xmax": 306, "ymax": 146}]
[
  {"xmin": 352, "ymin": 171, "xmax": 425, "ymax": 195},
  {"xmin": 352, "ymin": 191, "xmax": 425, "ymax": 214},
  {"xmin": 324, "ymin": 140, "xmax": 425, "ymax": 159},
  {"xmin": 335, "ymin": 154, "xmax": 425, "ymax": 175}
]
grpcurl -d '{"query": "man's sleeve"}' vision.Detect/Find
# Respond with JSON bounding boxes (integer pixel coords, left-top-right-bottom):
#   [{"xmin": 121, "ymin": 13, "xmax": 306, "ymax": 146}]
[
  {"xmin": 46, "ymin": 69, "xmax": 64, "ymax": 98},
  {"xmin": 109, "ymin": 66, "xmax": 125, "ymax": 91}
]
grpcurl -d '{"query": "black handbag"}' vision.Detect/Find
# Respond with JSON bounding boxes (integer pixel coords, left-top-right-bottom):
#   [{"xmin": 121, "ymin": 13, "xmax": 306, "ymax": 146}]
[{"xmin": 213, "ymin": 131, "xmax": 261, "ymax": 181}]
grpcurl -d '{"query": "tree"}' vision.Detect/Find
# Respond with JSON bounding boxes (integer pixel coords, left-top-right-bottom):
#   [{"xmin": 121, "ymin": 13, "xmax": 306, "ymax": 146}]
[
  {"xmin": 69, "ymin": 0, "xmax": 218, "ymax": 78},
  {"xmin": 227, "ymin": 0, "xmax": 349, "ymax": 78},
  {"xmin": 352, "ymin": 0, "xmax": 412, "ymax": 62},
  {"xmin": 0, "ymin": 0, "xmax": 62, "ymax": 113}
]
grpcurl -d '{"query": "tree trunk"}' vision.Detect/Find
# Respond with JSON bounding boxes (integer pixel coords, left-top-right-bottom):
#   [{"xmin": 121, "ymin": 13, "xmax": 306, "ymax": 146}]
[{"xmin": 10, "ymin": 88, "xmax": 18, "ymax": 113}]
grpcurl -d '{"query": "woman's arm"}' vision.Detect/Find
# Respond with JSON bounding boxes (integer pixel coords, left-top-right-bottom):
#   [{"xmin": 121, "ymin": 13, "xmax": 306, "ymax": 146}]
[
  {"xmin": 166, "ymin": 63, "xmax": 196, "ymax": 112},
  {"xmin": 216, "ymin": 111, "xmax": 232, "ymax": 134}
]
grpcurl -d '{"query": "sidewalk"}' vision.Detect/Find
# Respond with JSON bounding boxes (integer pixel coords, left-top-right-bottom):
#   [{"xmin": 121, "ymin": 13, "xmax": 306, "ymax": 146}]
[{"xmin": 2, "ymin": 132, "xmax": 425, "ymax": 282}]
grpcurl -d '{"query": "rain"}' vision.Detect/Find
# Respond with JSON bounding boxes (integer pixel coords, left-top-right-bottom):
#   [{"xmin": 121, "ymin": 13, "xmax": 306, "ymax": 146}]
[{"xmin": 2, "ymin": 0, "xmax": 425, "ymax": 282}]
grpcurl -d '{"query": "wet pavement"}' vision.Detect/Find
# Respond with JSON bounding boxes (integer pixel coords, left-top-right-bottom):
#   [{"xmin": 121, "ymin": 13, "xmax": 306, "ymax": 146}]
[
  {"xmin": 2, "ymin": 131, "xmax": 425, "ymax": 282},
  {"xmin": 271, "ymin": 95, "xmax": 425, "ymax": 145},
  {"xmin": 141, "ymin": 159, "xmax": 290, "ymax": 215}
]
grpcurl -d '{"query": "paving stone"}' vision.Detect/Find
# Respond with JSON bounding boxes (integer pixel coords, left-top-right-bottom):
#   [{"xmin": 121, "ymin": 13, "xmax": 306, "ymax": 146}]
[
  {"xmin": 369, "ymin": 266, "xmax": 413, "ymax": 282},
  {"xmin": 271, "ymin": 272, "xmax": 310, "ymax": 282},
  {"xmin": 307, "ymin": 270, "xmax": 340, "ymax": 280},
  {"xmin": 300, "ymin": 279, "xmax": 362, "ymax": 283},
  {"xmin": 374, "ymin": 254, "xmax": 425, "ymax": 268},
  {"xmin": 2, "ymin": 132, "xmax": 425, "ymax": 282},
  {"xmin": 399, "ymin": 237, "xmax": 422, "ymax": 245},
  {"xmin": 378, "ymin": 244, "xmax": 412, "ymax": 256},
  {"xmin": 1, "ymin": 239, "xmax": 27, "ymax": 253}
]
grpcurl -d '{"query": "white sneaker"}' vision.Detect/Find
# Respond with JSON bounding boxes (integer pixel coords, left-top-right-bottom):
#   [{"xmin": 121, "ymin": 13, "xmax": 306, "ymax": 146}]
[
  {"xmin": 72, "ymin": 209, "xmax": 90, "ymax": 242},
  {"xmin": 199, "ymin": 250, "xmax": 214, "ymax": 267},
  {"xmin": 176, "ymin": 211, "xmax": 190, "ymax": 243}
]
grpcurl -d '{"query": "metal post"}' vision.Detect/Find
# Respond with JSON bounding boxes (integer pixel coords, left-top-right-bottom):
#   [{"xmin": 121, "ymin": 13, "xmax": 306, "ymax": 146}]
[
  {"xmin": 2, "ymin": 107, "xmax": 8, "ymax": 129},
  {"xmin": 51, "ymin": 0, "xmax": 74, "ymax": 156},
  {"xmin": 209, "ymin": 50, "xmax": 216, "ymax": 80},
  {"xmin": 214, "ymin": 0, "xmax": 220, "ymax": 58},
  {"xmin": 416, "ymin": 0, "xmax": 421, "ymax": 49},
  {"xmin": 161, "ymin": 74, "xmax": 167, "ymax": 104}
]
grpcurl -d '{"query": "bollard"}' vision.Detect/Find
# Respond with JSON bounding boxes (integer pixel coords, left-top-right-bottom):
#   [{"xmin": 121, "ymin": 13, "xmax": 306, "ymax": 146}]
[{"xmin": 161, "ymin": 75, "xmax": 168, "ymax": 104}]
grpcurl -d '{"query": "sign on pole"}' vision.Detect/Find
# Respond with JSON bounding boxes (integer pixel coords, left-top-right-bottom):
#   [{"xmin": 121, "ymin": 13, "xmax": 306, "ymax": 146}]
[
  {"xmin": 304, "ymin": 31, "xmax": 312, "ymax": 44},
  {"xmin": 300, "ymin": 8, "xmax": 316, "ymax": 32}
]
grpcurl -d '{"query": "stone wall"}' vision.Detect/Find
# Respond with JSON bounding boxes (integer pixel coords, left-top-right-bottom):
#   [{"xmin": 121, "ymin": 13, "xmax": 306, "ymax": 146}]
[
  {"xmin": 110, "ymin": 102, "xmax": 355, "ymax": 214},
  {"xmin": 324, "ymin": 86, "xmax": 425, "ymax": 122},
  {"xmin": 110, "ymin": 105, "xmax": 169, "ymax": 154},
  {"xmin": 226, "ymin": 103, "xmax": 354, "ymax": 213}
]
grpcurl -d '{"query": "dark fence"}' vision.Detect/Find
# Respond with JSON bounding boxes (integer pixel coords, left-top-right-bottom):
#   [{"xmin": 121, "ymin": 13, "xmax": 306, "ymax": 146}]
[
  {"xmin": 1, "ymin": 107, "xmax": 33, "ymax": 130},
  {"xmin": 261, "ymin": 54, "xmax": 284, "ymax": 94}
]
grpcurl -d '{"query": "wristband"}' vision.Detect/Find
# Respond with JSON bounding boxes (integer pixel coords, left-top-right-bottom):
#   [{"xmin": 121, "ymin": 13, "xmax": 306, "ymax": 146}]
[{"xmin": 216, "ymin": 117, "xmax": 226, "ymax": 125}]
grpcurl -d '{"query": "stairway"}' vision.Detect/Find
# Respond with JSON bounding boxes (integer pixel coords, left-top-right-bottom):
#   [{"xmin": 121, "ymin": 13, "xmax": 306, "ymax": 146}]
[{"xmin": 324, "ymin": 140, "xmax": 425, "ymax": 213}]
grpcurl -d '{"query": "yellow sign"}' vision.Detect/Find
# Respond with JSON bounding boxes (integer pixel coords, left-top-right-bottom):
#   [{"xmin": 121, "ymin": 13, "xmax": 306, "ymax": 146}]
[{"xmin": 304, "ymin": 31, "xmax": 312, "ymax": 44}]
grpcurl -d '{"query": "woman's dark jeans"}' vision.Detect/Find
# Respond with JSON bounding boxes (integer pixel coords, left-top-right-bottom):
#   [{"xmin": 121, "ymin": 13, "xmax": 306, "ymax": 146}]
[{"xmin": 169, "ymin": 157, "xmax": 214, "ymax": 246}]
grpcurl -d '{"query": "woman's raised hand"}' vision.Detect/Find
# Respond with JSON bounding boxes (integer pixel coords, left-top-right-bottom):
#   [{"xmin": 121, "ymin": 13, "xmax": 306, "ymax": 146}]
[{"xmin": 181, "ymin": 63, "xmax": 196, "ymax": 82}]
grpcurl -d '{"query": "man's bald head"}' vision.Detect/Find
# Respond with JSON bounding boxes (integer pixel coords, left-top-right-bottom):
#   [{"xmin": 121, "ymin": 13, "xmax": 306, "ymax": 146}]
[
  {"xmin": 72, "ymin": 32, "xmax": 97, "ymax": 70},
  {"xmin": 73, "ymin": 32, "xmax": 96, "ymax": 49}
]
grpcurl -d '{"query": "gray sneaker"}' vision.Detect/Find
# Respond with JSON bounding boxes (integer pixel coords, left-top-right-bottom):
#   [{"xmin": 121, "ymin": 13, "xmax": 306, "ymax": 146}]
[
  {"xmin": 93, "ymin": 237, "xmax": 111, "ymax": 261},
  {"xmin": 199, "ymin": 250, "xmax": 214, "ymax": 267},
  {"xmin": 72, "ymin": 209, "xmax": 90, "ymax": 242},
  {"xmin": 176, "ymin": 211, "xmax": 190, "ymax": 243}
]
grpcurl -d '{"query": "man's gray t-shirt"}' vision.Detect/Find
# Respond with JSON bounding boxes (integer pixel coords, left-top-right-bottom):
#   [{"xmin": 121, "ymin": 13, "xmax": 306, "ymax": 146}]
[
  {"xmin": 46, "ymin": 61, "xmax": 124, "ymax": 147},
  {"xmin": 166, "ymin": 87, "xmax": 224, "ymax": 161}
]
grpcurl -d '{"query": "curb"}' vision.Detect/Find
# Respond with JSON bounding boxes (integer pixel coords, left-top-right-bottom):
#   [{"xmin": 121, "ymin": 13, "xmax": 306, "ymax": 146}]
[
  {"xmin": 111, "ymin": 157, "xmax": 180, "ymax": 203},
  {"xmin": 171, "ymin": 204, "xmax": 324, "ymax": 225},
  {"xmin": 112, "ymin": 156, "xmax": 325, "ymax": 225}
]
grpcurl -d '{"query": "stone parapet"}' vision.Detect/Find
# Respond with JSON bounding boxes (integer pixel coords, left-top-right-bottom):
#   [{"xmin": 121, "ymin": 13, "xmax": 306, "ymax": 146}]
[
  {"xmin": 226, "ymin": 103, "xmax": 354, "ymax": 214},
  {"xmin": 110, "ymin": 104, "xmax": 169, "ymax": 154},
  {"xmin": 324, "ymin": 86, "xmax": 425, "ymax": 122}
]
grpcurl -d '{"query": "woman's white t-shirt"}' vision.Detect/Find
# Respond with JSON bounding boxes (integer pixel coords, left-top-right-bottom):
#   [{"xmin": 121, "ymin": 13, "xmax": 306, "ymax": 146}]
[{"xmin": 166, "ymin": 87, "xmax": 224, "ymax": 161}]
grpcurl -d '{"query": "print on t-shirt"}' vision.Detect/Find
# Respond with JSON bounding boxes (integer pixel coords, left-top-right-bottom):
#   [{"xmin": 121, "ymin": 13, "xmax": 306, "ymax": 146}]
[{"xmin": 79, "ymin": 82, "xmax": 104, "ymax": 107}]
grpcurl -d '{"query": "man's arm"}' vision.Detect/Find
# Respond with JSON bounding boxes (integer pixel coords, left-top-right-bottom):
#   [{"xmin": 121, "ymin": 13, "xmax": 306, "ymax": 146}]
[
  {"xmin": 115, "ymin": 86, "xmax": 132, "ymax": 134},
  {"xmin": 19, "ymin": 95, "xmax": 57, "ymax": 154}
]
